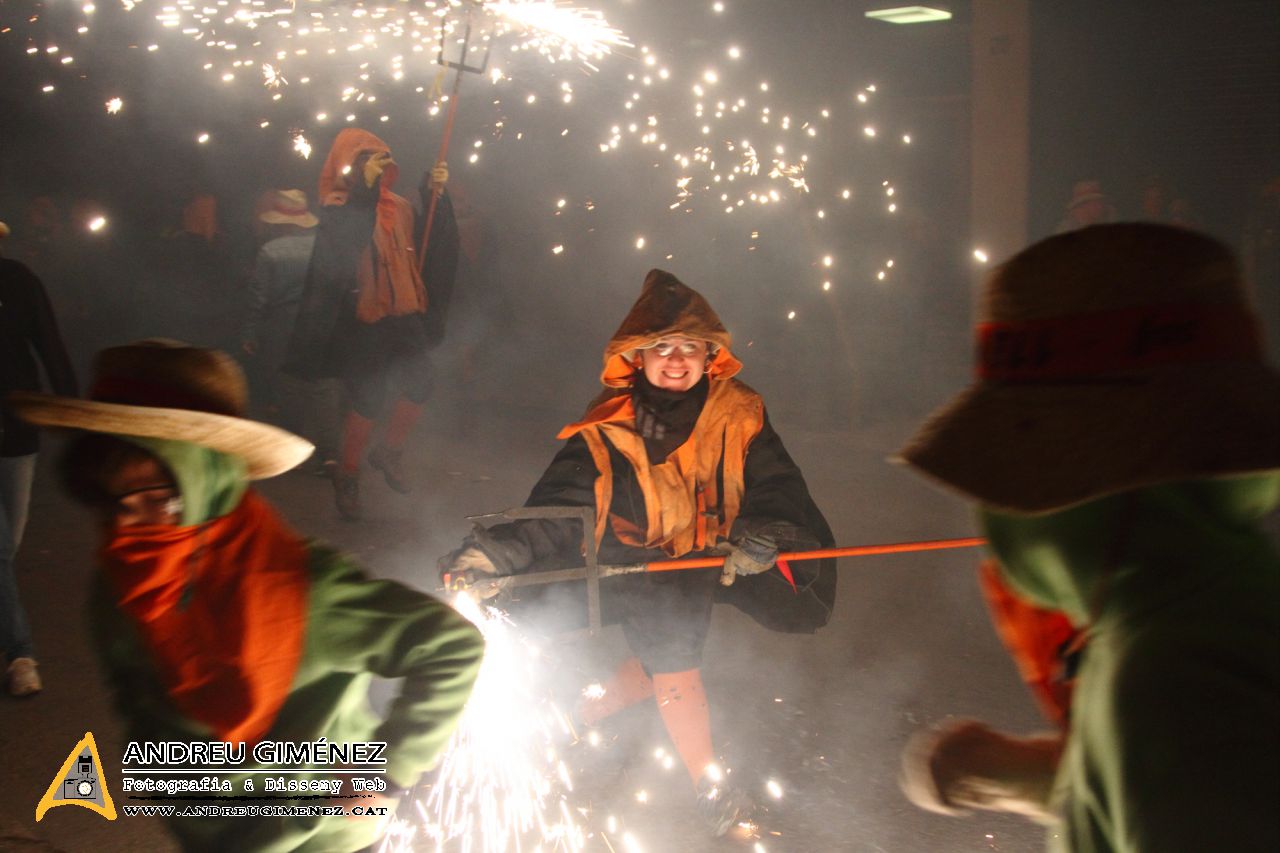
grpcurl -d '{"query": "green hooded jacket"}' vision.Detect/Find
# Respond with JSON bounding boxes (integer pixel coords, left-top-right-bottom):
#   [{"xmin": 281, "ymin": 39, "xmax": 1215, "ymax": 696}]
[
  {"xmin": 980, "ymin": 474, "xmax": 1280, "ymax": 852},
  {"xmin": 91, "ymin": 438, "xmax": 485, "ymax": 852}
]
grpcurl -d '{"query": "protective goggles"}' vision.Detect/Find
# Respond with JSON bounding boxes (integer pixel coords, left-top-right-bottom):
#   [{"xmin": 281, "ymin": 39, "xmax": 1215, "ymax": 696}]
[{"xmin": 641, "ymin": 339, "xmax": 709, "ymax": 358}]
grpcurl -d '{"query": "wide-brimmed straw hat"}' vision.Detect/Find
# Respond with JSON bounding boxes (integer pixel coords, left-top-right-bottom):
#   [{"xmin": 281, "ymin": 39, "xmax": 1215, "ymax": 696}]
[
  {"xmin": 258, "ymin": 189, "xmax": 318, "ymax": 228},
  {"xmin": 9, "ymin": 340, "xmax": 312, "ymax": 479},
  {"xmin": 897, "ymin": 223, "xmax": 1280, "ymax": 514}
]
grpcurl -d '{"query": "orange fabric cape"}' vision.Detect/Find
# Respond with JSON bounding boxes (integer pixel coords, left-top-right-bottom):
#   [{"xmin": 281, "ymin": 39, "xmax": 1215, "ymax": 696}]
[
  {"xmin": 101, "ymin": 490, "xmax": 309, "ymax": 744},
  {"xmin": 317, "ymin": 128, "xmax": 426, "ymax": 323}
]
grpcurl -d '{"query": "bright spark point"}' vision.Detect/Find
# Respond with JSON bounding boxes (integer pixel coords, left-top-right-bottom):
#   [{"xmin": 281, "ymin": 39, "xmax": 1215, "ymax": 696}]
[
  {"xmin": 822, "ymin": 280, "xmax": 831, "ymax": 291},
  {"xmin": 713, "ymin": 1, "xmax": 725, "ymax": 12},
  {"xmin": 41, "ymin": 85, "xmax": 54, "ymax": 93},
  {"xmin": 877, "ymin": 270, "xmax": 886, "ymax": 280},
  {"xmin": 292, "ymin": 132, "xmax": 312, "ymax": 159},
  {"xmin": 196, "ymin": 132, "xmax": 210, "ymax": 143},
  {"xmin": 864, "ymin": 126, "xmax": 876, "ymax": 137},
  {"xmin": 87, "ymin": 216, "xmax": 107, "ymax": 232},
  {"xmin": 728, "ymin": 45, "xmax": 741, "ymax": 59},
  {"xmin": 417, "ymin": 595, "xmax": 586, "ymax": 850},
  {"xmin": 766, "ymin": 779, "xmax": 783, "ymax": 799},
  {"xmin": 888, "ymin": 203, "xmax": 897, "ymax": 212},
  {"xmin": 636, "ymin": 789, "xmax": 649, "ymax": 803},
  {"xmin": 973, "ymin": 248, "xmax": 990, "ymax": 263},
  {"xmin": 105, "ymin": 97, "xmax": 123, "ymax": 114},
  {"xmin": 822, "ymin": 255, "xmax": 833, "ymax": 267},
  {"xmin": 552, "ymin": 244, "xmax": 565, "ymax": 255},
  {"xmin": 635, "ymin": 236, "xmax": 646, "ymax": 249},
  {"xmin": 841, "ymin": 189, "xmax": 852, "ymax": 199},
  {"xmin": 902, "ymin": 134, "xmax": 912, "ymax": 144},
  {"xmin": 787, "ymin": 310, "xmax": 796, "ymax": 320}
]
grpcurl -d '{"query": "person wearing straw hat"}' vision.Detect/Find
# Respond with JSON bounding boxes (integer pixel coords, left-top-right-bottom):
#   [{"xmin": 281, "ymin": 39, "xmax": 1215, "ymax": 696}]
[
  {"xmin": 1, "ymin": 217, "xmax": 78, "ymax": 697},
  {"xmin": 241, "ymin": 189, "xmax": 338, "ymax": 475},
  {"xmin": 286, "ymin": 129, "xmax": 459, "ymax": 521},
  {"xmin": 439, "ymin": 269, "xmax": 837, "ymax": 837},
  {"xmin": 10, "ymin": 339, "xmax": 483, "ymax": 852},
  {"xmin": 896, "ymin": 224, "xmax": 1280, "ymax": 851}
]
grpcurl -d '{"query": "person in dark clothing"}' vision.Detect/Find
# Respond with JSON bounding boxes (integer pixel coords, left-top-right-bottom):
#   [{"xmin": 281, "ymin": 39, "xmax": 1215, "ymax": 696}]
[
  {"xmin": 241, "ymin": 189, "xmax": 338, "ymax": 473},
  {"xmin": 0, "ymin": 219, "xmax": 79, "ymax": 696},
  {"xmin": 439, "ymin": 269, "xmax": 837, "ymax": 836},
  {"xmin": 285, "ymin": 129, "xmax": 460, "ymax": 520}
]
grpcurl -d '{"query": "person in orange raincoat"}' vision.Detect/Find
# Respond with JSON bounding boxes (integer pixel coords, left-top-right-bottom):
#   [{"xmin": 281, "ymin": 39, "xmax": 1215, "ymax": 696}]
[
  {"xmin": 440, "ymin": 269, "xmax": 837, "ymax": 836},
  {"xmin": 286, "ymin": 128, "xmax": 459, "ymax": 520}
]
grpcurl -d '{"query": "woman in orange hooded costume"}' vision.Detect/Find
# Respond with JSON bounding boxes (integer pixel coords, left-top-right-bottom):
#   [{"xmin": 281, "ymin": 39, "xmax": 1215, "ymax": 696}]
[
  {"xmin": 286, "ymin": 128, "xmax": 459, "ymax": 520},
  {"xmin": 441, "ymin": 270, "xmax": 837, "ymax": 836}
]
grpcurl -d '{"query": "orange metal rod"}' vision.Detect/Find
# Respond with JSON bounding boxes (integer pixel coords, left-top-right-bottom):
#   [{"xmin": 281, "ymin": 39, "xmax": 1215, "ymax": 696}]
[{"xmin": 643, "ymin": 537, "xmax": 987, "ymax": 573}]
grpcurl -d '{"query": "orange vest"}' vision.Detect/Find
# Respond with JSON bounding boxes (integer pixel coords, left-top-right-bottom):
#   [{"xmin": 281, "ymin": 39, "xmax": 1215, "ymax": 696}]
[{"xmin": 564, "ymin": 379, "xmax": 765, "ymax": 558}]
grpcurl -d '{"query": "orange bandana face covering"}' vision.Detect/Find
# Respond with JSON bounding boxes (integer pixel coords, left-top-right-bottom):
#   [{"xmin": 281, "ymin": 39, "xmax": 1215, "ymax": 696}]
[{"xmin": 102, "ymin": 490, "xmax": 309, "ymax": 744}]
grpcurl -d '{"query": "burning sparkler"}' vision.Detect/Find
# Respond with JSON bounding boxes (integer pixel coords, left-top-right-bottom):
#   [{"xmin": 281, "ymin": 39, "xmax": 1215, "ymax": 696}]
[
  {"xmin": 4, "ymin": 0, "xmax": 916, "ymax": 322},
  {"xmin": 392, "ymin": 593, "xmax": 587, "ymax": 852}
]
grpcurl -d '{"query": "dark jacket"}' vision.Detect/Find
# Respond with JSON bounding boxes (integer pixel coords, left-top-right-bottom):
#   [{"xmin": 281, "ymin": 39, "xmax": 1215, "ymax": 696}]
[
  {"xmin": 1, "ymin": 257, "xmax": 78, "ymax": 455},
  {"xmin": 475, "ymin": 395, "xmax": 836, "ymax": 634},
  {"xmin": 285, "ymin": 173, "xmax": 459, "ymax": 380}
]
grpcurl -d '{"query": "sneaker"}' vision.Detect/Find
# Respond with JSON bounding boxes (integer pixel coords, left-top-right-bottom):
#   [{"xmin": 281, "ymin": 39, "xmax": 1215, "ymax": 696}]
[
  {"xmin": 7, "ymin": 657, "xmax": 42, "ymax": 697},
  {"xmin": 333, "ymin": 471, "xmax": 362, "ymax": 520},
  {"xmin": 696, "ymin": 774, "xmax": 754, "ymax": 837},
  {"xmin": 368, "ymin": 445, "xmax": 411, "ymax": 494}
]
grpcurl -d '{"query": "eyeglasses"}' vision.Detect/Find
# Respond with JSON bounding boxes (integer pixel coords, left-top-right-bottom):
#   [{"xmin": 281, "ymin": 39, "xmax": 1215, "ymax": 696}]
[
  {"xmin": 645, "ymin": 339, "xmax": 707, "ymax": 358},
  {"xmin": 104, "ymin": 483, "xmax": 183, "ymax": 526}
]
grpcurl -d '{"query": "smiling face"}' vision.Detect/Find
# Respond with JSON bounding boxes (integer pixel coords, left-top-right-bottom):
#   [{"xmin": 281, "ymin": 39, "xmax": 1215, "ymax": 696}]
[{"xmin": 640, "ymin": 336, "xmax": 710, "ymax": 391}]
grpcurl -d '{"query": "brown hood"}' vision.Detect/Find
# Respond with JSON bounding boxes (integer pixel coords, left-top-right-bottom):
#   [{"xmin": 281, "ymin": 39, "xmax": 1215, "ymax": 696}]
[
  {"xmin": 601, "ymin": 269, "xmax": 739, "ymax": 387},
  {"xmin": 317, "ymin": 128, "xmax": 400, "ymax": 206}
]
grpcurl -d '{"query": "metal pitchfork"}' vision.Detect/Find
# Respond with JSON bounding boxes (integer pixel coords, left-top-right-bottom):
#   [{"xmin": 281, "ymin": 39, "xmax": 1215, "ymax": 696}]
[{"xmin": 418, "ymin": 2, "xmax": 492, "ymax": 274}]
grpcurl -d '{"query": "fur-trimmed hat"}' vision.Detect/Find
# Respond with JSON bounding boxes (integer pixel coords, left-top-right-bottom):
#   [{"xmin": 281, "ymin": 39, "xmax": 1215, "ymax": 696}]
[
  {"xmin": 897, "ymin": 223, "xmax": 1280, "ymax": 513},
  {"xmin": 10, "ymin": 340, "xmax": 312, "ymax": 478}
]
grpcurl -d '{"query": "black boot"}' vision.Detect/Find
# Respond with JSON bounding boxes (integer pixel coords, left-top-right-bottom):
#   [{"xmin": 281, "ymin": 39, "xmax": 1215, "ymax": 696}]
[
  {"xmin": 333, "ymin": 470, "xmax": 362, "ymax": 520},
  {"xmin": 696, "ymin": 773, "xmax": 754, "ymax": 837},
  {"xmin": 368, "ymin": 445, "xmax": 411, "ymax": 494}
]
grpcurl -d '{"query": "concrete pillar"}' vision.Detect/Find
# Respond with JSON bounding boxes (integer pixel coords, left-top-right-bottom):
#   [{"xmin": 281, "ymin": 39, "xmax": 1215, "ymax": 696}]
[{"xmin": 970, "ymin": 0, "xmax": 1031, "ymax": 266}]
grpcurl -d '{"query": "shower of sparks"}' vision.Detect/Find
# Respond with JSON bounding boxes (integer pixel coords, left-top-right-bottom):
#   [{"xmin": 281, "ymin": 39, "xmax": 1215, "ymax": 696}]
[
  {"xmin": 400, "ymin": 593, "xmax": 586, "ymax": 853},
  {"xmin": 489, "ymin": 0, "xmax": 630, "ymax": 68},
  {"xmin": 105, "ymin": 97, "xmax": 123, "ymax": 114},
  {"xmin": 3, "ymin": 0, "xmax": 915, "ymax": 323},
  {"xmin": 262, "ymin": 63, "xmax": 286, "ymax": 89}
]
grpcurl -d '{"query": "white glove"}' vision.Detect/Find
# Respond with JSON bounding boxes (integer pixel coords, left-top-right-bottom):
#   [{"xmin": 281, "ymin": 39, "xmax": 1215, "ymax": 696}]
[
  {"xmin": 900, "ymin": 719, "xmax": 1062, "ymax": 824},
  {"xmin": 439, "ymin": 546, "xmax": 501, "ymax": 598},
  {"xmin": 714, "ymin": 533, "xmax": 778, "ymax": 587}
]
